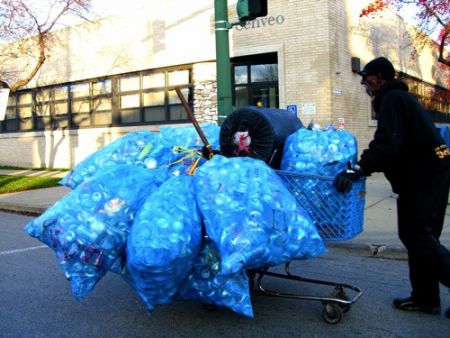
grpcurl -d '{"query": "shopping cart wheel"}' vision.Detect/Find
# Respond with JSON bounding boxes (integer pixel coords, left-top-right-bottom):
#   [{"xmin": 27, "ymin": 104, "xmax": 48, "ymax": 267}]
[
  {"xmin": 338, "ymin": 302, "xmax": 350, "ymax": 313},
  {"xmin": 322, "ymin": 302, "xmax": 343, "ymax": 324},
  {"xmin": 331, "ymin": 286, "xmax": 351, "ymax": 313}
]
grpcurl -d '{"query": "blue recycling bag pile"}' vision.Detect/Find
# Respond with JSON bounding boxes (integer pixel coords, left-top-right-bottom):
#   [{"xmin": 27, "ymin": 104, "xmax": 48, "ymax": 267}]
[
  {"xmin": 24, "ymin": 122, "xmax": 357, "ymax": 318},
  {"xmin": 281, "ymin": 124, "xmax": 357, "ymax": 175}
]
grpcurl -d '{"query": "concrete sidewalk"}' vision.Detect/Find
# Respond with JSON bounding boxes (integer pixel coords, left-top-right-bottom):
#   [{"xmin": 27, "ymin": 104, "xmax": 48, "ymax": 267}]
[{"xmin": 0, "ymin": 169, "xmax": 449, "ymax": 259}]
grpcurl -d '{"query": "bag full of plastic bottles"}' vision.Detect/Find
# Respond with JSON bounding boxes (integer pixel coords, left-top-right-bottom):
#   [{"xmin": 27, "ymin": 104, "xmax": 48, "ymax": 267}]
[
  {"xmin": 193, "ymin": 155, "xmax": 327, "ymax": 275},
  {"xmin": 280, "ymin": 124, "xmax": 357, "ymax": 176},
  {"xmin": 159, "ymin": 122, "xmax": 220, "ymax": 149},
  {"xmin": 279, "ymin": 124, "xmax": 365, "ymax": 241},
  {"xmin": 60, "ymin": 130, "xmax": 171, "ymax": 189},
  {"xmin": 24, "ymin": 164, "xmax": 167, "ymax": 300},
  {"xmin": 61, "ymin": 124, "xmax": 220, "ymax": 189},
  {"xmin": 123, "ymin": 175, "xmax": 202, "ymax": 311},
  {"xmin": 176, "ymin": 238, "xmax": 254, "ymax": 318}
]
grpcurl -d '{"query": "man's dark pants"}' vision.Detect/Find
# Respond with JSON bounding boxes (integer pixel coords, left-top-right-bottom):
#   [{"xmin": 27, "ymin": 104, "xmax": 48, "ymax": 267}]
[{"xmin": 397, "ymin": 169, "xmax": 450, "ymax": 307}]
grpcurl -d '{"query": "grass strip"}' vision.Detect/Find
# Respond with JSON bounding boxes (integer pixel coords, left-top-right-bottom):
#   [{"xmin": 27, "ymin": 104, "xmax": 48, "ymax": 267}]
[
  {"xmin": 0, "ymin": 165, "xmax": 69, "ymax": 171},
  {"xmin": 0, "ymin": 175, "xmax": 61, "ymax": 194}
]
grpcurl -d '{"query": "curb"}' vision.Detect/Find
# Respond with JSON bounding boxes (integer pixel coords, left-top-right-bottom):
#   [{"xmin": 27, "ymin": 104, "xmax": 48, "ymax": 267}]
[
  {"xmin": 327, "ymin": 242, "xmax": 408, "ymax": 260},
  {"xmin": 0, "ymin": 203, "xmax": 45, "ymax": 216},
  {"xmin": 0, "ymin": 202, "xmax": 409, "ymax": 260}
]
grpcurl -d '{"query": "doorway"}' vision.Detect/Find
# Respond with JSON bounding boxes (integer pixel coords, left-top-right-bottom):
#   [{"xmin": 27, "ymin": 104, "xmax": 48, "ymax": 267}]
[{"xmin": 232, "ymin": 52, "xmax": 279, "ymax": 109}]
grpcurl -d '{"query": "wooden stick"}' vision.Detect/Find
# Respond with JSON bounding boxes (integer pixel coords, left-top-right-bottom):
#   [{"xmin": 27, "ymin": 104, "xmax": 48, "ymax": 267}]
[{"xmin": 175, "ymin": 87, "xmax": 213, "ymax": 157}]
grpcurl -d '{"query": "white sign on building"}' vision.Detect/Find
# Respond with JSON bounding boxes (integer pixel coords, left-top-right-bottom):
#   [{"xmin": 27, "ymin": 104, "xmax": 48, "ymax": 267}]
[
  {"xmin": 0, "ymin": 88, "xmax": 9, "ymax": 121},
  {"xmin": 301, "ymin": 103, "xmax": 316, "ymax": 115}
]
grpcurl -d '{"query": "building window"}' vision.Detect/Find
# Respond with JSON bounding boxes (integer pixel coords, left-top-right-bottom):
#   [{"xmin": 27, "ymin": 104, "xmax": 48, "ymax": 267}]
[
  {"xmin": 36, "ymin": 88, "xmax": 53, "ymax": 129},
  {"xmin": 168, "ymin": 70, "xmax": 190, "ymax": 121},
  {"xmin": 3, "ymin": 95, "xmax": 18, "ymax": 132},
  {"xmin": 370, "ymin": 73, "xmax": 450, "ymax": 123},
  {"xmin": 92, "ymin": 79, "xmax": 112, "ymax": 126},
  {"xmin": 71, "ymin": 80, "xmax": 112, "ymax": 128},
  {"xmin": 0, "ymin": 66, "xmax": 192, "ymax": 133},
  {"xmin": 232, "ymin": 53, "xmax": 279, "ymax": 109},
  {"xmin": 120, "ymin": 75, "xmax": 143, "ymax": 123},
  {"xmin": 400, "ymin": 74, "xmax": 450, "ymax": 123},
  {"xmin": 119, "ymin": 69, "xmax": 191, "ymax": 125},
  {"xmin": 17, "ymin": 92, "xmax": 33, "ymax": 131}
]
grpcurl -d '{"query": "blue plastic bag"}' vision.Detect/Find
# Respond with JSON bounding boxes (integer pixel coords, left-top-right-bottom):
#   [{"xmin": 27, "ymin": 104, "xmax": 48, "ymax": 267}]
[
  {"xmin": 60, "ymin": 131, "xmax": 171, "ymax": 189},
  {"xmin": 194, "ymin": 155, "xmax": 327, "ymax": 275},
  {"xmin": 61, "ymin": 124, "xmax": 220, "ymax": 188},
  {"xmin": 24, "ymin": 164, "xmax": 166, "ymax": 300},
  {"xmin": 159, "ymin": 122, "xmax": 220, "ymax": 149},
  {"xmin": 281, "ymin": 126, "xmax": 357, "ymax": 176},
  {"xmin": 177, "ymin": 238, "xmax": 254, "ymax": 318},
  {"xmin": 124, "ymin": 175, "xmax": 202, "ymax": 311}
]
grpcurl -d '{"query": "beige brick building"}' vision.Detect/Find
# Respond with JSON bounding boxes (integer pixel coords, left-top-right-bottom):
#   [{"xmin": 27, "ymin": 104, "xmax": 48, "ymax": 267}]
[{"xmin": 0, "ymin": 0, "xmax": 448, "ymax": 168}]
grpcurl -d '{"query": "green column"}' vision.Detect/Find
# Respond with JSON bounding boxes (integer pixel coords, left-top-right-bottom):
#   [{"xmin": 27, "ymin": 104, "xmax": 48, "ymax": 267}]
[{"xmin": 214, "ymin": 0, "xmax": 233, "ymax": 125}]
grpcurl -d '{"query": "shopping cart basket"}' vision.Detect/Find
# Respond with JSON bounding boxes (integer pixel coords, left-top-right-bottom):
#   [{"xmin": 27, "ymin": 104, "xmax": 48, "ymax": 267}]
[{"xmin": 247, "ymin": 171, "xmax": 366, "ymax": 324}]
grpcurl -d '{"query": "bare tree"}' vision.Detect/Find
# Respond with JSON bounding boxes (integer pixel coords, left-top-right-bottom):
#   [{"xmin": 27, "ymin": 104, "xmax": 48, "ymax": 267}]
[
  {"xmin": 0, "ymin": 0, "xmax": 93, "ymax": 92},
  {"xmin": 360, "ymin": 0, "xmax": 449, "ymax": 67}
]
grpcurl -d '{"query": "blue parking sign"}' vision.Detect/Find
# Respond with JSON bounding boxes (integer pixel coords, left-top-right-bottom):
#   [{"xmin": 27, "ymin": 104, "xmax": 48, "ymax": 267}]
[{"xmin": 286, "ymin": 104, "xmax": 297, "ymax": 116}]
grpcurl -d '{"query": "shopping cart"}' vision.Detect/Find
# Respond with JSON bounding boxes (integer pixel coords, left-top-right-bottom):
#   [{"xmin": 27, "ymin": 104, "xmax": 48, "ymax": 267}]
[
  {"xmin": 247, "ymin": 171, "xmax": 366, "ymax": 324},
  {"xmin": 175, "ymin": 88, "xmax": 365, "ymax": 324}
]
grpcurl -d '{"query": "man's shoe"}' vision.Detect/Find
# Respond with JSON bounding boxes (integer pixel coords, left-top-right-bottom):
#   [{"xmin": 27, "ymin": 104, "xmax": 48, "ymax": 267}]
[
  {"xmin": 446, "ymin": 307, "xmax": 450, "ymax": 319},
  {"xmin": 393, "ymin": 297, "xmax": 440, "ymax": 314}
]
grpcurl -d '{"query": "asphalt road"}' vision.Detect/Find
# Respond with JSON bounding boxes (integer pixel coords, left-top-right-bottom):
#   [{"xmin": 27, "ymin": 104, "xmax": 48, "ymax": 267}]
[{"xmin": 1, "ymin": 211, "xmax": 449, "ymax": 338}]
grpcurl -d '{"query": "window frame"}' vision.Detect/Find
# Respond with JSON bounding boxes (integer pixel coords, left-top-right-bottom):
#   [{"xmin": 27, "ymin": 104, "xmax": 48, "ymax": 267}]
[
  {"xmin": 0, "ymin": 65, "xmax": 193, "ymax": 133},
  {"xmin": 118, "ymin": 67, "xmax": 192, "ymax": 125}
]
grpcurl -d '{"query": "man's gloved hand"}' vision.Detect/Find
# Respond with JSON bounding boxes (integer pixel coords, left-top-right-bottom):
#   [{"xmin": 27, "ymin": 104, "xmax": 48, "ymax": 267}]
[{"xmin": 333, "ymin": 166, "xmax": 364, "ymax": 193}]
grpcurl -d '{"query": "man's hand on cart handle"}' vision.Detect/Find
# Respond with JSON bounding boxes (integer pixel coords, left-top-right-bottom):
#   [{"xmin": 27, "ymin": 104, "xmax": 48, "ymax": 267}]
[{"xmin": 333, "ymin": 162, "xmax": 365, "ymax": 193}]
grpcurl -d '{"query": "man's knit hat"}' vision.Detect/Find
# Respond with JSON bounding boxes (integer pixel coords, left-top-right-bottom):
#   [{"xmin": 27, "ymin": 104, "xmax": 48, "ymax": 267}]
[{"xmin": 358, "ymin": 57, "xmax": 395, "ymax": 81}]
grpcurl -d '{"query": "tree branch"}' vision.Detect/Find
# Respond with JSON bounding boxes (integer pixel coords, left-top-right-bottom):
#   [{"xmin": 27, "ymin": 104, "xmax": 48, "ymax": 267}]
[
  {"xmin": 10, "ymin": 34, "xmax": 47, "ymax": 92},
  {"xmin": 437, "ymin": 27, "xmax": 450, "ymax": 67},
  {"xmin": 3, "ymin": 0, "xmax": 93, "ymax": 92}
]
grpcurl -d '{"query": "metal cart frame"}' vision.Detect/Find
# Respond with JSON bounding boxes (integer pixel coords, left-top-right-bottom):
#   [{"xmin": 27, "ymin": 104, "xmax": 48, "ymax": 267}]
[
  {"xmin": 245, "ymin": 171, "xmax": 366, "ymax": 324},
  {"xmin": 248, "ymin": 262, "xmax": 363, "ymax": 324}
]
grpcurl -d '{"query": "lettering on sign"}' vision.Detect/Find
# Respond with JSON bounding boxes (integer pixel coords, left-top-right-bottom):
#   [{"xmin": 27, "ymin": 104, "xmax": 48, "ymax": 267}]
[{"xmin": 235, "ymin": 15, "xmax": 285, "ymax": 30}]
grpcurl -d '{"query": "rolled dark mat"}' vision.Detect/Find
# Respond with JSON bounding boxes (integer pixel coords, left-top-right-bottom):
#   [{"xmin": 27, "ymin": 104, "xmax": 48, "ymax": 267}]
[{"xmin": 219, "ymin": 106, "xmax": 303, "ymax": 168}]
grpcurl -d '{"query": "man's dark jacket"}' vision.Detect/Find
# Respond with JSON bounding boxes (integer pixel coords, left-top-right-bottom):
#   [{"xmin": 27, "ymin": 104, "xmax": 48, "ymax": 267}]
[{"xmin": 358, "ymin": 79, "xmax": 450, "ymax": 193}]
